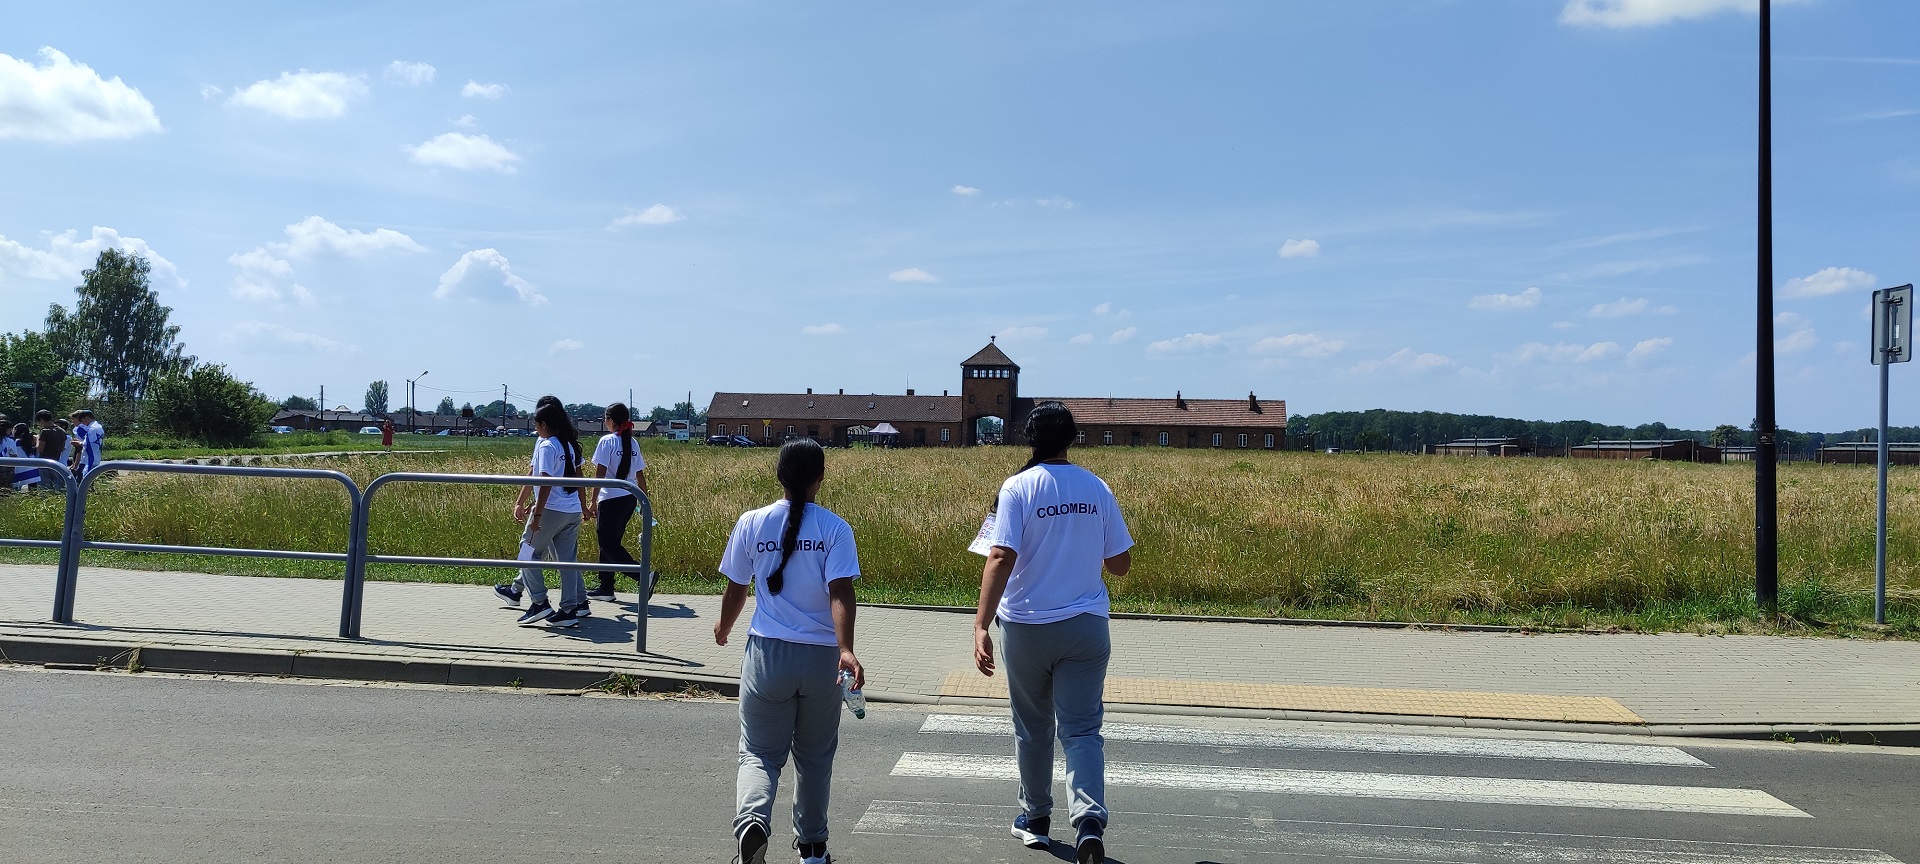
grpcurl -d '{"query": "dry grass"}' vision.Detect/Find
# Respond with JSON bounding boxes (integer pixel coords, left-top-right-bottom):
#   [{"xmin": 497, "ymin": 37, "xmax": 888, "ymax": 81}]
[{"xmin": 1, "ymin": 444, "xmax": 1912, "ymax": 635}]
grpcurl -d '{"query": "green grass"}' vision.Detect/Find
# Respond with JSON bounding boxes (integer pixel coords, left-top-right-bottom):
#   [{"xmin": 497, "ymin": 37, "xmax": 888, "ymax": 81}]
[
  {"xmin": 96, "ymin": 430, "xmax": 509, "ymax": 460},
  {"xmin": 2, "ymin": 443, "xmax": 1914, "ymax": 637}
]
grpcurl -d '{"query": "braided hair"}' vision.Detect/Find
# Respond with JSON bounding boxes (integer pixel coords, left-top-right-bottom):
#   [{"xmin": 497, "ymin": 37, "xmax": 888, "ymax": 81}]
[
  {"xmin": 767, "ymin": 438, "xmax": 826, "ymax": 595},
  {"xmin": 989, "ymin": 401, "xmax": 1077, "ymax": 514}
]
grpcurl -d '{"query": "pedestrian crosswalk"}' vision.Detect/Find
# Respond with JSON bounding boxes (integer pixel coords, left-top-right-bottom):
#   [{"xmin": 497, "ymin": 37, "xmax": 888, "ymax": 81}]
[{"xmin": 855, "ymin": 713, "xmax": 1907, "ymax": 863}]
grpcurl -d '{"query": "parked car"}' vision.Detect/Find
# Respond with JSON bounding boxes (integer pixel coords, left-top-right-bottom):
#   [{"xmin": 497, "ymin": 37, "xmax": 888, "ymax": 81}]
[
  {"xmin": 270, "ymin": 425, "xmax": 294, "ymax": 434},
  {"xmin": 359, "ymin": 426, "xmax": 383, "ymax": 435},
  {"xmin": 730, "ymin": 436, "xmax": 758, "ymax": 447},
  {"xmin": 436, "ymin": 429, "xmax": 453, "ymax": 436},
  {"xmin": 705, "ymin": 435, "xmax": 730, "ymax": 446}
]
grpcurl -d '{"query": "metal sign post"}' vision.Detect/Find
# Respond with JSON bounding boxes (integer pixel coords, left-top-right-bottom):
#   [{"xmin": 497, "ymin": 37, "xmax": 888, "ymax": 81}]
[{"xmin": 1871, "ymin": 284, "xmax": 1912, "ymax": 625}]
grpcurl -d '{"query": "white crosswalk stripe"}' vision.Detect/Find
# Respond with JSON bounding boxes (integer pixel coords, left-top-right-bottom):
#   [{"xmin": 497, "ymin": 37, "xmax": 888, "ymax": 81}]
[
  {"xmin": 919, "ymin": 714, "xmax": 1711, "ymax": 766},
  {"xmin": 889, "ymin": 752, "xmax": 1807, "ymax": 817}
]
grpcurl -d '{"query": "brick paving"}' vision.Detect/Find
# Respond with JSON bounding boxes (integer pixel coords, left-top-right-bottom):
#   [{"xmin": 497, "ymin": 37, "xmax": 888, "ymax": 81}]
[{"xmin": 3, "ymin": 563, "xmax": 1918, "ymax": 726}]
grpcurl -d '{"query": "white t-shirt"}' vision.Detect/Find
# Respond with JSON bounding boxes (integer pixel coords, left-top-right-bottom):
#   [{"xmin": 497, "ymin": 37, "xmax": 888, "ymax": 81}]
[
  {"xmin": 591, "ymin": 433, "xmax": 647, "ymax": 502},
  {"xmin": 984, "ymin": 462, "xmax": 1133, "ymax": 625},
  {"xmin": 528, "ymin": 436, "xmax": 583, "ymax": 513},
  {"xmin": 719, "ymin": 500, "xmax": 860, "ymax": 647}
]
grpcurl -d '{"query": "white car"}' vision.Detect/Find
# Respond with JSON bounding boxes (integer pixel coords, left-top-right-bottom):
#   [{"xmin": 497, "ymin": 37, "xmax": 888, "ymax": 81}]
[{"xmin": 359, "ymin": 426, "xmax": 384, "ymax": 435}]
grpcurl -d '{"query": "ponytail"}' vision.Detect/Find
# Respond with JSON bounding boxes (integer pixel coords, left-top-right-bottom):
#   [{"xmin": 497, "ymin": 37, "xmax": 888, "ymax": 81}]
[
  {"xmin": 989, "ymin": 401, "xmax": 1077, "ymax": 515},
  {"xmin": 533, "ymin": 401, "xmax": 583, "ymax": 498},
  {"xmin": 607, "ymin": 402, "xmax": 635, "ymax": 481},
  {"xmin": 767, "ymin": 438, "xmax": 826, "ymax": 595}
]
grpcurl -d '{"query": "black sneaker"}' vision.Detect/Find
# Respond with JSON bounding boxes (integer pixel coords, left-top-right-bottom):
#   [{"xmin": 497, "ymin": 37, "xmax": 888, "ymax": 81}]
[
  {"xmin": 796, "ymin": 840, "xmax": 831, "ymax": 864},
  {"xmin": 1011, "ymin": 814, "xmax": 1050, "ymax": 849},
  {"xmin": 493, "ymin": 583, "xmax": 523, "ymax": 607},
  {"xmin": 585, "ymin": 583, "xmax": 616, "ymax": 601},
  {"xmin": 514, "ymin": 602, "xmax": 553, "ymax": 626},
  {"xmin": 736, "ymin": 823, "xmax": 768, "ymax": 864},
  {"xmin": 1074, "ymin": 819, "xmax": 1104, "ymax": 864},
  {"xmin": 545, "ymin": 604, "xmax": 585, "ymax": 628}
]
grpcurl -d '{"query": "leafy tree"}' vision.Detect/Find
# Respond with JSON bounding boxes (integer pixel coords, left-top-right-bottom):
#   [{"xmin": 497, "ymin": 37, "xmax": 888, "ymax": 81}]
[
  {"xmin": 564, "ymin": 402, "xmax": 607, "ymax": 419},
  {"xmin": 476, "ymin": 399, "xmax": 519, "ymax": 419},
  {"xmin": 282, "ymin": 395, "xmax": 319, "ymax": 411},
  {"xmin": 364, "ymin": 380, "xmax": 389, "ymax": 416},
  {"xmin": 436, "ymin": 396, "xmax": 457, "ymax": 415},
  {"xmin": 143, "ymin": 363, "xmax": 277, "ymax": 445},
  {"xmin": 44, "ymin": 249, "xmax": 190, "ymax": 401},
  {"xmin": 0, "ymin": 330, "xmax": 88, "ymax": 421},
  {"xmin": 1710, "ymin": 424, "xmax": 1743, "ymax": 448}
]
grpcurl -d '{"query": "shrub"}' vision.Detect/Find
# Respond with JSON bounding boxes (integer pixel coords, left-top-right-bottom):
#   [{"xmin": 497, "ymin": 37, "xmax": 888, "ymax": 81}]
[{"xmin": 141, "ymin": 363, "xmax": 276, "ymax": 446}]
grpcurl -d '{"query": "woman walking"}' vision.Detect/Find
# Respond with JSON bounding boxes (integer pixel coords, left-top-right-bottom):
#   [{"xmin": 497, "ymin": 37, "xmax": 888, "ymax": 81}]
[
  {"xmin": 500, "ymin": 401, "xmax": 589, "ymax": 628},
  {"xmin": 586, "ymin": 402, "xmax": 649, "ymax": 601},
  {"xmin": 973, "ymin": 401, "xmax": 1132, "ymax": 864},
  {"xmin": 713, "ymin": 439, "xmax": 863, "ymax": 864}
]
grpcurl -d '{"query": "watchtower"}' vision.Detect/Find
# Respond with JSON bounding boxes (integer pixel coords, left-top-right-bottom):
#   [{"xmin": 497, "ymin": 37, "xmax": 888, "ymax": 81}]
[{"xmin": 960, "ymin": 338, "xmax": 1020, "ymax": 445}]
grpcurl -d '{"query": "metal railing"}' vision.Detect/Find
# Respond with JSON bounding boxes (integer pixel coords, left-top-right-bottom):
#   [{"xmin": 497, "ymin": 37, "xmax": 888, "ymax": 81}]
[
  {"xmin": 2, "ymin": 458, "xmax": 81, "ymax": 612},
  {"xmin": 352, "ymin": 473, "xmax": 655, "ymax": 652},
  {"xmin": 61, "ymin": 460, "xmax": 363, "ymax": 630}
]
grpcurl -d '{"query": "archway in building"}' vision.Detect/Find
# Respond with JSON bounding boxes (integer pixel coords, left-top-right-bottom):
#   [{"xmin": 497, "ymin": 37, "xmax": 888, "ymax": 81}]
[{"xmin": 972, "ymin": 415, "xmax": 1006, "ymax": 446}]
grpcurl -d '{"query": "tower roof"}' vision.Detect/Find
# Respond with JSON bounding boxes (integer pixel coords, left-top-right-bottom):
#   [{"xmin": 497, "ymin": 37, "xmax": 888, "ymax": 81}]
[{"xmin": 961, "ymin": 338, "xmax": 1020, "ymax": 369}]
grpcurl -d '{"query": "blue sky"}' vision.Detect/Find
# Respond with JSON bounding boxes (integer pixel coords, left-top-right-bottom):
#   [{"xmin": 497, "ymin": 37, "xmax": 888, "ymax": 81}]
[{"xmin": 1, "ymin": 0, "xmax": 1916, "ymax": 428}]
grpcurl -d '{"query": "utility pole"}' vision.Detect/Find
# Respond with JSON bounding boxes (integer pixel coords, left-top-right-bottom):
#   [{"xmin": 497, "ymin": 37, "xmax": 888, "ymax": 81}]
[
  {"xmin": 1755, "ymin": 0, "xmax": 1779, "ymax": 611},
  {"xmin": 503, "ymin": 384, "xmax": 510, "ymax": 434},
  {"xmin": 406, "ymin": 370, "xmax": 429, "ymax": 433}
]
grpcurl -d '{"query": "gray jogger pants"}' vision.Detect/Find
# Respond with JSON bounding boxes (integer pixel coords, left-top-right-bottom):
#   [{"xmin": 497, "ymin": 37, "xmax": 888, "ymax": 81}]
[
  {"xmin": 735, "ymin": 635, "xmax": 842, "ymax": 845},
  {"xmin": 1001, "ymin": 612, "xmax": 1111, "ymax": 829},
  {"xmin": 517, "ymin": 509, "xmax": 583, "ymax": 609}
]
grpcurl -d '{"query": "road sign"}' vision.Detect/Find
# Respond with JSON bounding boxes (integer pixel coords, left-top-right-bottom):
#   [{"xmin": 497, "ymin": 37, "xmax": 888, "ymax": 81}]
[{"xmin": 1871, "ymin": 284, "xmax": 1911, "ymax": 365}]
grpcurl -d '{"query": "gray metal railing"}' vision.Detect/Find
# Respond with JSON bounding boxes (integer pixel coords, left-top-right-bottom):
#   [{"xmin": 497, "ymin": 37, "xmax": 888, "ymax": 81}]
[
  {"xmin": 351, "ymin": 473, "xmax": 655, "ymax": 652},
  {"xmin": 2, "ymin": 458, "xmax": 81, "ymax": 614},
  {"xmin": 60, "ymin": 460, "xmax": 363, "ymax": 630}
]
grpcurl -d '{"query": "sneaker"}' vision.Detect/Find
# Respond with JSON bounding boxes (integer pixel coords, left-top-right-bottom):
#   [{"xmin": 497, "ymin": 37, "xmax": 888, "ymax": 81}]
[
  {"xmin": 577, "ymin": 602, "xmax": 592, "ymax": 617},
  {"xmin": 545, "ymin": 604, "xmax": 585, "ymax": 628},
  {"xmin": 514, "ymin": 602, "xmax": 553, "ymax": 626},
  {"xmin": 1074, "ymin": 819, "xmax": 1104, "ymax": 864},
  {"xmin": 1011, "ymin": 814, "xmax": 1050, "ymax": 849},
  {"xmin": 736, "ymin": 823, "xmax": 768, "ymax": 864},
  {"xmin": 586, "ymin": 583, "xmax": 616, "ymax": 601},
  {"xmin": 796, "ymin": 840, "xmax": 831, "ymax": 864},
  {"xmin": 493, "ymin": 583, "xmax": 523, "ymax": 607}
]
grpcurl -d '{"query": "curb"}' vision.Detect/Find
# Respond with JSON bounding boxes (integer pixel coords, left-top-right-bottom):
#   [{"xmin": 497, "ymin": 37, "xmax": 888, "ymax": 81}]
[{"xmin": 5, "ymin": 634, "xmax": 1916, "ymax": 747}]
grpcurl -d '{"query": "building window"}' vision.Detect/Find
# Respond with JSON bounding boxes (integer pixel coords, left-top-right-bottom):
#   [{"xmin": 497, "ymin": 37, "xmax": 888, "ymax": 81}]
[
  {"xmin": 1102, "ymin": 431, "xmax": 1114, "ymax": 445},
  {"xmin": 807, "ymin": 425, "xmax": 819, "ymax": 438},
  {"xmin": 1157, "ymin": 432, "xmax": 1169, "ymax": 447},
  {"xmin": 940, "ymin": 427, "xmax": 950, "ymax": 442},
  {"xmin": 1212, "ymin": 433, "xmax": 1224, "ymax": 448},
  {"xmin": 715, "ymin": 424, "xmax": 727, "ymax": 435},
  {"xmin": 1264, "ymin": 433, "xmax": 1275, "ymax": 449},
  {"xmin": 785, "ymin": 425, "xmax": 796, "ymax": 437},
  {"xmin": 1075, "ymin": 431, "xmax": 1085, "ymax": 444},
  {"xmin": 1238, "ymin": 434, "xmax": 1249, "ymax": 448}
]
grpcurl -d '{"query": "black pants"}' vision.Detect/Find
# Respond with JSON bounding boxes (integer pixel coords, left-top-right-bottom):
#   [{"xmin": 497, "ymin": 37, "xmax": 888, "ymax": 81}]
[{"xmin": 595, "ymin": 494, "xmax": 640, "ymax": 587}]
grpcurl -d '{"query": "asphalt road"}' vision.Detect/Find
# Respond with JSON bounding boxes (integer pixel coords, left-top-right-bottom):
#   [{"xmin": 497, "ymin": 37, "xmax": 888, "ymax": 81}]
[{"xmin": 3, "ymin": 668, "xmax": 1917, "ymax": 863}]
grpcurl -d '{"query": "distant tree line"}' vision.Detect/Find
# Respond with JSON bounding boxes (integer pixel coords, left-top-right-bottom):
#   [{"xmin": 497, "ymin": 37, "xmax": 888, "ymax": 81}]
[{"xmin": 1289, "ymin": 409, "xmax": 1917, "ymax": 458}]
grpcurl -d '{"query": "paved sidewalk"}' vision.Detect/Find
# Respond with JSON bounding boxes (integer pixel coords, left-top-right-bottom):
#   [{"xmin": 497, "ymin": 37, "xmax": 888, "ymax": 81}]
[{"xmin": 3, "ymin": 563, "xmax": 1918, "ymax": 728}]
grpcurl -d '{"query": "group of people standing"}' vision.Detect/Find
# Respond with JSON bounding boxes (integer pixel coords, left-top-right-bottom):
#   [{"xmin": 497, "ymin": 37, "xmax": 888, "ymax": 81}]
[
  {"xmin": 714, "ymin": 401, "xmax": 1128, "ymax": 864},
  {"xmin": 0, "ymin": 408, "xmax": 104, "ymax": 492}
]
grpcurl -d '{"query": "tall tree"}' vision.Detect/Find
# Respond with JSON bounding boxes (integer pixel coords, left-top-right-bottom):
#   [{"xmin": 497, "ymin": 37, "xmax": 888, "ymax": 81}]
[
  {"xmin": 364, "ymin": 380, "xmax": 390, "ymax": 416},
  {"xmin": 0, "ymin": 330, "xmax": 88, "ymax": 420},
  {"xmin": 1710, "ymin": 424, "xmax": 1743, "ymax": 448},
  {"xmin": 282, "ymin": 395, "xmax": 318, "ymax": 411},
  {"xmin": 436, "ymin": 396, "xmax": 457, "ymax": 415},
  {"xmin": 44, "ymin": 249, "xmax": 190, "ymax": 401}
]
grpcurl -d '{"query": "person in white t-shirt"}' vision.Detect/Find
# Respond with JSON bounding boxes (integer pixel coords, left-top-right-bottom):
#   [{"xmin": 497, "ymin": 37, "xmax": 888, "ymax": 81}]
[
  {"xmin": 714, "ymin": 438, "xmax": 864, "ymax": 864},
  {"xmin": 68, "ymin": 409, "xmax": 103, "ymax": 477},
  {"xmin": 496, "ymin": 401, "xmax": 589, "ymax": 628},
  {"xmin": 973, "ymin": 401, "xmax": 1133, "ymax": 864},
  {"xmin": 586, "ymin": 402, "xmax": 650, "ymax": 601}
]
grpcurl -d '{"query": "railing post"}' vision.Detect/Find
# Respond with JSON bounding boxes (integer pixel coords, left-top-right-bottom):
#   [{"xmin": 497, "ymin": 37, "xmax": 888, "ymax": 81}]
[
  {"xmin": 52, "ymin": 464, "xmax": 83, "ymax": 624},
  {"xmin": 635, "ymin": 491, "xmax": 655, "ymax": 655},
  {"xmin": 340, "ymin": 487, "xmax": 370, "ymax": 639}
]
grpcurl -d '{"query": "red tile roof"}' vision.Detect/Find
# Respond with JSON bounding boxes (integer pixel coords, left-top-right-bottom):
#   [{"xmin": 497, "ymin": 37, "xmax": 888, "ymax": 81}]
[
  {"xmin": 1043, "ymin": 396, "xmax": 1286, "ymax": 428},
  {"xmin": 707, "ymin": 392, "xmax": 963, "ymax": 424}
]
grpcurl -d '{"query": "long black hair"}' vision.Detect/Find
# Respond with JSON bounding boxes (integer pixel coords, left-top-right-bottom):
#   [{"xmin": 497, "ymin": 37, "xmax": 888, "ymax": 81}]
[
  {"xmin": 606, "ymin": 402, "xmax": 635, "ymax": 481},
  {"xmin": 990, "ymin": 401, "xmax": 1077, "ymax": 514},
  {"xmin": 766, "ymin": 437, "xmax": 827, "ymax": 595},
  {"xmin": 532, "ymin": 400, "xmax": 583, "ymax": 497}
]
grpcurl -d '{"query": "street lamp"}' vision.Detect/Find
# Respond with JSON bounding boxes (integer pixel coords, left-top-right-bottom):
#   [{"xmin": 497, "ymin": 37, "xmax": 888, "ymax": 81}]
[{"xmin": 406, "ymin": 370, "xmax": 429, "ymax": 432}]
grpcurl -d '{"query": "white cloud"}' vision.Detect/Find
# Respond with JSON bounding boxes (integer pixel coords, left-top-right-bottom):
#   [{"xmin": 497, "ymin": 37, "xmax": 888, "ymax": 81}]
[
  {"xmin": 1833, "ymin": 340, "xmax": 1858, "ymax": 357},
  {"xmin": 1277, "ymin": 238, "xmax": 1320, "ymax": 259},
  {"xmin": 1035, "ymin": 197, "xmax": 1076, "ymax": 209},
  {"xmin": 1469, "ymin": 286, "xmax": 1543, "ymax": 311},
  {"xmin": 1069, "ymin": 332, "xmax": 1094, "ymax": 346},
  {"xmin": 0, "ymin": 47, "xmax": 161, "ymax": 141},
  {"xmin": 1588, "ymin": 297, "xmax": 1650, "ymax": 318},
  {"xmin": 1108, "ymin": 326, "xmax": 1138, "ymax": 344},
  {"xmin": 1510, "ymin": 340, "xmax": 1624, "ymax": 364},
  {"xmin": 199, "ymin": 84, "xmax": 222, "ymax": 101},
  {"xmin": 0, "ymin": 226, "xmax": 181, "ymax": 287},
  {"xmin": 1251, "ymin": 333, "xmax": 1346, "ymax": 359},
  {"xmin": 1351, "ymin": 348, "xmax": 1453, "ymax": 375},
  {"xmin": 608, "ymin": 204, "xmax": 685, "ymax": 229},
  {"xmin": 1559, "ymin": 0, "xmax": 1802, "ymax": 29},
  {"xmin": 227, "ymin": 248, "xmax": 312, "ymax": 304},
  {"xmin": 274, "ymin": 216, "xmax": 424, "ymax": 259},
  {"xmin": 222, "ymin": 320, "xmax": 354, "ymax": 354},
  {"xmin": 1093, "ymin": 302, "xmax": 1130, "ymax": 319},
  {"xmin": 407, "ymin": 132, "xmax": 520, "ymax": 173},
  {"xmin": 951, "ymin": 185, "xmax": 980, "ymax": 196},
  {"xmin": 384, "ymin": 61, "xmax": 435, "ymax": 86},
  {"xmin": 1146, "ymin": 332, "xmax": 1224, "ymax": 355},
  {"xmin": 435, "ymin": 249, "xmax": 545, "ymax": 305},
  {"xmin": 998, "ymin": 326, "xmax": 1048, "ymax": 341},
  {"xmin": 802, "ymin": 323, "xmax": 845, "ymax": 336},
  {"xmin": 1783, "ymin": 266, "xmax": 1877, "ymax": 298},
  {"xmin": 461, "ymin": 80, "xmax": 507, "ymax": 99},
  {"xmin": 548, "ymin": 338, "xmax": 584, "ymax": 354},
  {"xmin": 1551, "ymin": 320, "xmax": 1577, "ymax": 330},
  {"xmin": 1627, "ymin": 337, "xmax": 1674, "ymax": 365},
  {"xmin": 226, "ymin": 70, "xmax": 368, "ymax": 120},
  {"xmin": 453, "ymin": 114, "xmax": 477, "ymax": 128},
  {"xmin": 1775, "ymin": 311, "xmax": 1817, "ymax": 354},
  {"xmin": 888, "ymin": 267, "xmax": 937, "ymax": 283}
]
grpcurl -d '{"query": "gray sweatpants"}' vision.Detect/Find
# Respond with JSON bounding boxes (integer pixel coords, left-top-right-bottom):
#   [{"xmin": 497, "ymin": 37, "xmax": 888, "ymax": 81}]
[
  {"xmin": 1001, "ymin": 612, "xmax": 1111, "ymax": 829},
  {"xmin": 735, "ymin": 635, "xmax": 842, "ymax": 845},
  {"xmin": 518, "ymin": 509, "xmax": 583, "ymax": 609}
]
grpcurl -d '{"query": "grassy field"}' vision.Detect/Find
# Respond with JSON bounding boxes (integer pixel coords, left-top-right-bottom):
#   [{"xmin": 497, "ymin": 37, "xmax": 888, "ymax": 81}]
[
  {"xmin": 97, "ymin": 430, "xmax": 491, "ymax": 460},
  {"xmin": 1, "ymin": 442, "xmax": 1913, "ymax": 637}
]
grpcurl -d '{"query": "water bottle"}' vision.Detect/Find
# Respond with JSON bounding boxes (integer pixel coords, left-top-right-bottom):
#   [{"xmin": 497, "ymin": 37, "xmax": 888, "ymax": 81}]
[{"xmin": 838, "ymin": 670, "xmax": 866, "ymax": 719}]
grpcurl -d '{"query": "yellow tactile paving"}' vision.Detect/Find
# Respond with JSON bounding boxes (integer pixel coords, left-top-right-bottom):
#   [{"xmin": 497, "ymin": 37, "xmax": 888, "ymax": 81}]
[{"xmin": 940, "ymin": 671, "xmax": 1644, "ymax": 724}]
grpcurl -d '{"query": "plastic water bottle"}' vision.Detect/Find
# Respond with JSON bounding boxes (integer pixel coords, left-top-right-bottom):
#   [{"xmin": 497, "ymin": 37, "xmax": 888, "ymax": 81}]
[{"xmin": 838, "ymin": 670, "xmax": 867, "ymax": 719}]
